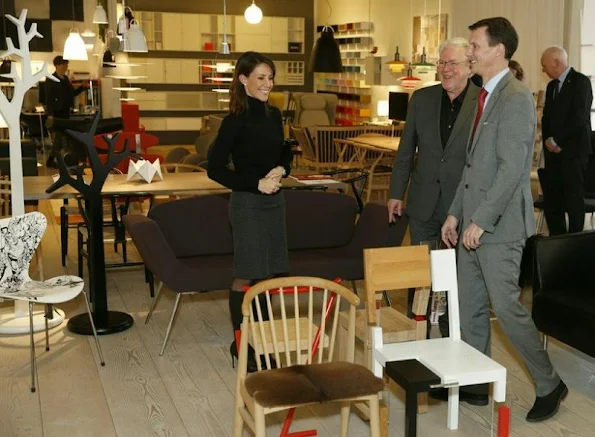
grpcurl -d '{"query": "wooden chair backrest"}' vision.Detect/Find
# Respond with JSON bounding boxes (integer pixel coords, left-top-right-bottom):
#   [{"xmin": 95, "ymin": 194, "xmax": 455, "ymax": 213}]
[
  {"xmin": 309, "ymin": 126, "xmax": 368, "ymax": 168},
  {"xmin": 238, "ymin": 277, "xmax": 359, "ymax": 377},
  {"xmin": 290, "ymin": 125, "xmax": 316, "ymax": 162},
  {"xmin": 364, "ymin": 245, "xmax": 431, "ymax": 324}
]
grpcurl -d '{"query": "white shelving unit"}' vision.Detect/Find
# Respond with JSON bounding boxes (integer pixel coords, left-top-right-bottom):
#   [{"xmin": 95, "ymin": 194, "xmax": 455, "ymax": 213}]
[{"xmin": 136, "ymin": 11, "xmax": 304, "ymax": 54}]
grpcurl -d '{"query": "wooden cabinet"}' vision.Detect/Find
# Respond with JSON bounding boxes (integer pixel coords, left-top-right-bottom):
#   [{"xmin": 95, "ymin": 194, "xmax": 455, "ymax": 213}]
[
  {"xmin": 138, "ymin": 11, "xmax": 303, "ymax": 54},
  {"xmin": 271, "ymin": 17, "xmax": 289, "ymax": 53},
  {"xmin": 181, "ymin": 14, "xmax": 201, "ymax": 51},
  {"xmin": 181, "ymin": 60, "xmax": 200, "ymax": 84},
  {"xmin": 164, "ymin": 59, "xmax": 182, "ymax": 83},
  {"xmin": 161, "ymin": 13, "xmax": 182, "ymax": 50}
]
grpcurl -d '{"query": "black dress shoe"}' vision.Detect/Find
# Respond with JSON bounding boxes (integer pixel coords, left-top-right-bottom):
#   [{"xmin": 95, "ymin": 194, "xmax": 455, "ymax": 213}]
[
  {"xmin": 429, "ymin": 388, "xmax": 489, "ymax": 406},
  {"xmin": 526, "ymin": 381, "xmax": 568, "ymax": 422}
]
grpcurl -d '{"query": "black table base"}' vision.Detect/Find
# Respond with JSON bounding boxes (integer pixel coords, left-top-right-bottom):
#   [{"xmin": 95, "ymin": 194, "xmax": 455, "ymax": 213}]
[{"xmin": 67, "ymin": 310, "xmax": 134, "ymax": 335}]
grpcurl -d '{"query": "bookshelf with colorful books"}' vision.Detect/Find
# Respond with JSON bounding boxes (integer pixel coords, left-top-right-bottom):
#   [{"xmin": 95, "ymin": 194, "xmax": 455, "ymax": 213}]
[{"xmin": 315, "ymin": 21, "xmax": 374, "ymax": 125}]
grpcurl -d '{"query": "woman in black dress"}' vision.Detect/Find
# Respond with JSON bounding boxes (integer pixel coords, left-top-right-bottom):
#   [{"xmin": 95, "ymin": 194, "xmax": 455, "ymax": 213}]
[{"xmin": 207, "ymin": 52, "xmax": 292, "ymax": 371}]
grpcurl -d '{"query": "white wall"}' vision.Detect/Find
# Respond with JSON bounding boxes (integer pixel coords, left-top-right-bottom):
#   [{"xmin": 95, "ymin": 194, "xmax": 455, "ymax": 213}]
[
  {"xmin": 450, "ymin": 0, "xmax": 565, "ymax": 92},
  {"xmin": 317, "ymin": 0, "xmax": 579, "ymax": 93},
  {"xmin": 317, "ymin": 0, "xmax": 450, "ymax": 62}
]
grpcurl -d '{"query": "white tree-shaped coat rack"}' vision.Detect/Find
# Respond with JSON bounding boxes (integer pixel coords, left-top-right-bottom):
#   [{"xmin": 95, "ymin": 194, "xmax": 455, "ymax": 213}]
[{"xmin": 0, "ymin": 9, "xmax": 56, "ymax": 216}]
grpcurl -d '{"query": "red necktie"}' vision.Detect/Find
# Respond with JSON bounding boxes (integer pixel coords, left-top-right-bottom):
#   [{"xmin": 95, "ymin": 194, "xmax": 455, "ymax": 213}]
[{"xmin": 471, "ymin": 88, "xmax": 489, "ymax": 141}]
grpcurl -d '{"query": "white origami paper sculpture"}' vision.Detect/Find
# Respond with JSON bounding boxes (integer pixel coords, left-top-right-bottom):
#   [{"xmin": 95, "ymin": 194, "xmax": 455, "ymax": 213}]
[{"xmin": 126, "ymin": 158, "xmax": 163, "ymax": 183}]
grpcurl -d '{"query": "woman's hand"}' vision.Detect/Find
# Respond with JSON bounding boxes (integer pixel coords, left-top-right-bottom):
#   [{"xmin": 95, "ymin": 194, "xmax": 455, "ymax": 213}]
[
  {"xmin": 265, "ymin": 166, "xmax": 285, "ymax": 183},
  {"xmin": 258, "ymin": 177, "xmax": 282, "ymax": 194}
]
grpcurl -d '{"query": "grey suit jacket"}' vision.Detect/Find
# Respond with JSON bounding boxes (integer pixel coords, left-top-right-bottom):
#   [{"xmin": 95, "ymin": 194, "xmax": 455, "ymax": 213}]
[
  {"xmin": 389, "ymin": 82, "xmax": 479, "ymax": 222},
  {"xmin": 449, "ymin": 71, "xmax": 536, "ymax": 243}
]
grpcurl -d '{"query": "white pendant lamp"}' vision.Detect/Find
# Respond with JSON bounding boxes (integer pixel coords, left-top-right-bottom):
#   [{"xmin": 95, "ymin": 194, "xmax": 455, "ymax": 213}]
[
  {"xmin": 92, "ymin": 4, "xmax": 108, "ymax": 24},
  {"xmin": 63, "ymin": 0, "xmax": 88, "ymax": 61},
  {"xmin": 64, "ymin": 29, "xmax": 88, "ymax": 60},
  {"xmin": 244, "ymin": 1, "xmax": 263, "ymax": 24},
  {"xmin": 123, "ymin": 19, "xmax": 148, "ymax": 53}
]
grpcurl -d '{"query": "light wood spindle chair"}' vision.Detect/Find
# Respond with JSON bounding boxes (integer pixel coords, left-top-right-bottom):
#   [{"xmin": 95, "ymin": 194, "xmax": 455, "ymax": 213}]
[{"xmin": 234, "ymin": 276, "xmax": 384, "ymax": 437}]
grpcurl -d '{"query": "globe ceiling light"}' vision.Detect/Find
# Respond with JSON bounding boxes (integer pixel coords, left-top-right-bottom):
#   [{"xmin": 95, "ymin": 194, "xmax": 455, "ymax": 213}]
[{"xmin": 244, "ymin": 1, "xmax": 263, "ymax": 24}]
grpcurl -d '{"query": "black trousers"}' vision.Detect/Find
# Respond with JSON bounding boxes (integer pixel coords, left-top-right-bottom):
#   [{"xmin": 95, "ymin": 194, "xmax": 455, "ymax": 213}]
[{"xmin": 542, "ymin": 155, "xmax": 588, "ymax": 235}]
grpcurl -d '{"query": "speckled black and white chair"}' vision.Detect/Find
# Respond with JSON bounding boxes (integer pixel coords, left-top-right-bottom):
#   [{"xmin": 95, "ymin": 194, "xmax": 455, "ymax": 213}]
[{"xmin": 0, "ymin": 212, "xmax": 104, "ymax": 392}]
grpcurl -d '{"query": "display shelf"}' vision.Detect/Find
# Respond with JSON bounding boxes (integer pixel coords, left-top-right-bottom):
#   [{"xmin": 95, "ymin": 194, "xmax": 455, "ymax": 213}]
[
  {"xmin": 315, "ymin": 21, "xmax": 374, "ymax": 124},
  {"xmin": 105, "ymin": 75, "xmax": 148, "ymax": 80},
  {"xmin": 138, "ymin": 11, "xmax": 304, "ymax": 55}
]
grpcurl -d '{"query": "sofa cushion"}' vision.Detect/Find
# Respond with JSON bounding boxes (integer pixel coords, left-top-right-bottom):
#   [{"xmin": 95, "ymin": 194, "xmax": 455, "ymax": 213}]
[
  {"xmin": 289, "ymin": 247, "xmax": 361, "ymax": 281},
  {"xmin": 177, "ymin": 254, "xmax": 234, "ymax": 292},
  {"xmin": 149, "ymin": 194, "xmax": 233, "ymax": 257},
  {"xmin": 285, "ymin": 191, "xmax": 357, "ymax": 250}
]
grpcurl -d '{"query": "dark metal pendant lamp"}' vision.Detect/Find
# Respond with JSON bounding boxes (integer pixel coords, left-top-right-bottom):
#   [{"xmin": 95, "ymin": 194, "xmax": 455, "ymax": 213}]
[{"xmin": 309, "ymin": 0, "xmax": 342, "ymax": 73}]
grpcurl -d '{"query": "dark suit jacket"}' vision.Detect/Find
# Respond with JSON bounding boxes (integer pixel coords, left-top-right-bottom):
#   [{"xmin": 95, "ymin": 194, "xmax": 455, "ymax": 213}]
[
  {"xmin": 542, "ymin": 68, "xmax": 593, "ymax": 161},
  {"xmin": 389, "ymin": 82, "xmax": 479, "ymax": 222}
]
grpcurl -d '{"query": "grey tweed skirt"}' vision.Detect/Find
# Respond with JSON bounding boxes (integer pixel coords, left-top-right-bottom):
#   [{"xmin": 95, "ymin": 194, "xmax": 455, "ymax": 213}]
[{"xmin": 229, "ymin": 191, "xmax": 289, "ymax": 279}]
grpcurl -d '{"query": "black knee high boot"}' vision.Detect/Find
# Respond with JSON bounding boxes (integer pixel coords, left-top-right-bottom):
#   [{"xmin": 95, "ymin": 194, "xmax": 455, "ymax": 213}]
[
  {"xmin": 228, "ymin": 289, "xmax": 245, "ymax": 334},
  {"xmin": 228, "ymin": 290, "xmax": 274, "ymax": 372}
]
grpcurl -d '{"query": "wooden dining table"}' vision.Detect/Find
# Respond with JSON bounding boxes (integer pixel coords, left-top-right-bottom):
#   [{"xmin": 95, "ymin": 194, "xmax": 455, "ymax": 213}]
[
  {"xmin": 339, "ymin": 134, "xmax": 401, "ymax": 202},
  {"xmin": 23, "ymin": 172, "xmax": 348, "ymax": 201}
]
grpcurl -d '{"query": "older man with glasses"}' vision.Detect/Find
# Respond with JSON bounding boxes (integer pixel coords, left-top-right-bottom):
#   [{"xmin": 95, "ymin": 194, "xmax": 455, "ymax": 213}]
[{"xmin": 387, "ymin": 37, "xmax": 479, "ymax": 340}]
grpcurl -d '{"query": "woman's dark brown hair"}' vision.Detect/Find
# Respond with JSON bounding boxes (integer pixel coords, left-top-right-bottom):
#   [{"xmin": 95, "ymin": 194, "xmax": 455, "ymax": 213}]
[
  {"xmin": 229, "ymin": 51, "xmax": 276, "ymax": 115},
  {"xmin": 508, "ymin": 59, "xmax": 524, "ymax": 81}
]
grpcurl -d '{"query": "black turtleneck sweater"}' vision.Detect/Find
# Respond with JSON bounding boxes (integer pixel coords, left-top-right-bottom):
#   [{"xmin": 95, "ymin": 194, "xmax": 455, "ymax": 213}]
[{"xmin": 207, "ymin": 96, "xmax": 292, "ymax": 193}]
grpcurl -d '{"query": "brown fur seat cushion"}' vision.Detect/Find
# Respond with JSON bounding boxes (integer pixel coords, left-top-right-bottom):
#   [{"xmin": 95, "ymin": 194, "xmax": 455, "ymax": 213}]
[{"xmin": 244, "ymin": 361, "xmax": 384, "ymax": 407}]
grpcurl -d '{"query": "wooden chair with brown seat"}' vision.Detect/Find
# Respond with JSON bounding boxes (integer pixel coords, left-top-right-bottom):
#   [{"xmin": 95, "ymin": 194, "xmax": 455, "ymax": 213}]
[
  {"xmin": 338, "ymin": 245, "xmax": 431, "ymax": 435},
  {"xmin": 234, "ymin": 276, "xmax": 384, "ymax": 437}
]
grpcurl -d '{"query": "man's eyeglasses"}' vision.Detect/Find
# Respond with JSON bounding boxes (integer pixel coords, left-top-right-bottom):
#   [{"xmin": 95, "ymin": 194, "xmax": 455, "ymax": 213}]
[{"xmin": 436, "ymin": 60, "xmax": 469, "ymax": 68}]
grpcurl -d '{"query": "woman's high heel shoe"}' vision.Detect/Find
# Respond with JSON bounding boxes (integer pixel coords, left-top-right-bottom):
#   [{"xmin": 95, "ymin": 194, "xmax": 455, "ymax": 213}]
[{"xmin": 229, "ymin": 342, "xmax": 277, "ymax": 373}]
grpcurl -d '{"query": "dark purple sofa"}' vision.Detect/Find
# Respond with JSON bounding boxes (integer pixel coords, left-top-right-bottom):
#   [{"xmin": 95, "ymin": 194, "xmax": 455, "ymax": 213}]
[{"xmin": 123, "ymin": 190, "xmax": 409, "ymax": 295}]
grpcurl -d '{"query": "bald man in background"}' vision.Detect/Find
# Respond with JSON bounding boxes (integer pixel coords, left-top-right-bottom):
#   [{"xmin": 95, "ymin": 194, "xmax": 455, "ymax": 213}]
[{"xmin": 540, "ymin": 46, "xmax": 593, "ymax": 235}]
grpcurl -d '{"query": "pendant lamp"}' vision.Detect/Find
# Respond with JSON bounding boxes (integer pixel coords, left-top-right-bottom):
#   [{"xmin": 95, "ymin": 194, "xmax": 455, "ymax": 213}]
[
  {"xmin": 399, "ymin": 64, "xmax": 421, "ymax": 89},
  {"xmin": 309, "ymin": 0, "xmax": 342, "ymax": 73},
  {"xmin": 309, "ymin": 26, "xmax": 342, "ymax": 73},
  {"xmin": 220, "ymin": 0, "xmax": 231, "ymax": 54},
  {"xmin": 123, "ymin": 19, "xmax": 148, "ymax": 52},
  {"xmin": 92, "ymin": 3, "xmax": 108, "ymax": 24},
  {"xmin": 244, "ymin": 1, "xmax": 263, "ymax": 24},
  {"xmin": 64, "ymin": 29, "xmax": 88, "ymax": 61},
  {"xmin": 63, "ymin": 0, "xmax": 88, "ymax": 60}
]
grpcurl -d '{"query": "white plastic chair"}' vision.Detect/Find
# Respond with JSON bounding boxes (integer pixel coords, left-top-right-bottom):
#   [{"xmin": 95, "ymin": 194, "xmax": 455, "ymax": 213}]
[
  {"xmin": 371, "ymin": 248, "xmax": 507, "ymax": 430},
  {"xmin": 0, "ymin": 212, "xmax": 104, "ymax": 393}
]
